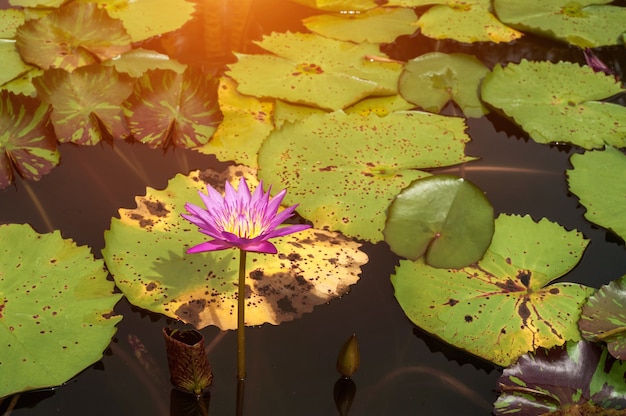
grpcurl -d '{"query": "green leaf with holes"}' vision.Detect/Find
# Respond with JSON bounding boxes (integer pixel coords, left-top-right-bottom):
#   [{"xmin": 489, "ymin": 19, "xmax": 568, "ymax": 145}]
[
  {"xmin": 493, "ymin": 0, "xmax": 626, "ymax": 47},
  {"xmin": 567, "ymin": 146, "xmax": 626, "ymax": 242},
  {"xmin": 399, "ymin": 52, "xmax": 490, "ymax": 118},
  {"xmin": 102, "ymin": 165, "xmax": 368, "ymax": 331},
  {"xmin": 227, "ymin": 32, "xmax": 402, "ymax": 111},
  {"xmin": 122, "ymin": 68, "xmax": 222, "ymax": 149},
  {"xmin": 481, "ymin": 59, "xmax": 626, "ymax": 150},
  {"xmin": 383, "ymin": 175, "xmax": 494, "ymax": 268},
  {"xmin": 391, "ymin": 214, "xmax": 594, "ymax": 366},
  {"xmin": 0, "ymin": 90, "xmax": 58, "ymax": 189},
  {"xmin": 34, "ymin": 65, "xmax": 134, "ymax": 145},
  {"xmin": 258, "ymin": 110, "xmax": 475, "ymax": 242},
  {"xmin": 579, "ymin": 275, "xmax": 626, "ymax": 360},
  {"xmin": 303, "ymin": 7, "xmax": 417, "ymax": 43},
  {"xmin": 0, "ymin": 223, "xmax": 122, "ymax": 399}
]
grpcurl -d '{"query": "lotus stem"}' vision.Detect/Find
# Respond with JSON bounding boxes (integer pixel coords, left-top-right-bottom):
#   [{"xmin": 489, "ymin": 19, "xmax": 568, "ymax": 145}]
[{"xmin": 237, "ymin": 249, "xmax": 247, "ymax": 380}]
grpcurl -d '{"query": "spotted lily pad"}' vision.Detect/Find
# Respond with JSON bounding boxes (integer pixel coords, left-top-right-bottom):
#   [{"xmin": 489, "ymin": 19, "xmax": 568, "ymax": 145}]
[
  {"xmin": 0, "ymin": 90, "xmax": 58, "ymax": 189},
  {"xmin": 494, "ymin": 341, "xmax": 626, "ymax": 415},
  {"xmin": 101, "ymin": 48, "xmax": 187, "ymax": 78},
  {"xmin": 391, "ymin": 214, "xmax": 594, "ymax": 366},
  {"xmin": 33, "ymin": 65, "xmax": 134, "ymax": 145},
  {"xmin": 579, "ymin": 275, "xmax": 626, "ymax": 360},
  {"xmin": 0, "ymin": 223, "xmax": 122, "ymax": 398},
  {"xmin": 567, "ymin": 146, "xmax": 626, "ymax": 242},
  {"xmin": 0, "ymin": 9, "xmax": 25, "ymax": 38},
  {"xmin": 303, "ymin": 7, "xmax": 418, "ymax": 43},
  {"xmin": 388, "ymin": 0, "xmax": 522, "ymax": 43},
  {"xmin": 481, "ymin": 59, "xmax": 626, "ymax": 150},
  {"xmin": 399, "ymin": 52, "xmax": 490, "ymax": 118},
  {"xmin": 287, "ymin": 0, "xmax": 378, "ymax": 11},
  {"xmin": 122, "ymin": 68, "xmax": 222, "ymax": 149},
  {"xmin": 258, "ymin": 110, "xmax": 475, "ymax": 242},
  {"xmin": 493, "ymin": 0, "xmax": 626, "ymax": 47},
  {"xmin": 227, "ymin": 32, "xmax": 402, "ymax": 111},
  {"xmin": 15, "ymin": 1, "xmax": 132, "ymax": 72},
  {"xmin": 102, "ymin": 165, "xmax": 368, "ymax": 330},
  {"xmin": 383, "ymin": 175, "xmax": 494, "ymax": 268}
]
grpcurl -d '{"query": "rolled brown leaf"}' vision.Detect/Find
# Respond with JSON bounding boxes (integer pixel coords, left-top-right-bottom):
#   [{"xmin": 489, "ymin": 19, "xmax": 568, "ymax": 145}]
[{"xmin": 163, "ymin": 327, "xmax": 213, "ymax": 396}]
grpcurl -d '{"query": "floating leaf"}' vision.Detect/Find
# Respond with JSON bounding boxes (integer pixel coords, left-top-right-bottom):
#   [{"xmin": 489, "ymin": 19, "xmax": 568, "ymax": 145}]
[
  {"xmin": 103, "ymin": 165, "xmax": 368, "ymax": 330},
  {"xmin": 34, "ymin": 65, "xmax": 134, "ymax": 145},
  {"xmin": 567, "ymin": 146, "xmax": 626, "ymax": 241},
  {"xmin": 0, "ymin": 223, "xmax": 122, "ymax": 398},
  {"xmin": 123, "ymin": 68, "xmax": 222, "ymax": 149},
  {"xmin": 383, "ymin": 175, "xmax": 494, "ymax": 268},
  {"xmin": 494, "ymin": 341, "xmax": 626, "ymax": 415},
  {"xmin": 0, "ymin": 9, "xmax": 25, "ymax": 38},
  {"xmin": 0, "ymin": 90, "xmax": 57, "ymax": 189},
  {"xmin": 15, "ymin": 1, "xmax": 131, "ymax": 72},
  {"xmin": 391, "ymin": 214, "xmax": 594, "ymax": 366},
  {"xmin": 196, "ymin": 76, "xmax": 273, "ymax": 167},
  {"xmin": 286, "ymin": 0, "xmax": 378, "ymax": 12},
  {"xmin": 579, "ymin": 276, "xmax": 626, "ymax": 360},
  {"xmin": 494, "ymin": 0, "xmax": 626, "ymax": 47},
  {"xmin": 303, "ymin": 7, "xmax": 418, "ymax": 43},
  {"xmin": 388, "ymin": 0, "xmax": 522, "ymax": 43},
  {"xmin": 258, "ymin": 110, "xmax": 475, "ymax": 242},
  {"xmin": 227, "ymin": 32, "xmax": 401, "ymax": 111},
  {"xmin": 481, "ymin": 60, "xmax": 626, "ymax": 149},
  {"xmin": 399, "ymin": 52, "xmax": 490, "ymax": 118},
  {"xmin": 102, "ymin": 48, "xmax": 187, "ymax": 78},
  {"xmin": 102, "ymin": 0, "xmax": 196, "ymax": 43},
  {"xmin": 9, "ymin": 0, "xmax": 64, "ymax": 6},
  {"xmin": 0, "ymin": 41, "xmax": 34, "ymax": 89}
]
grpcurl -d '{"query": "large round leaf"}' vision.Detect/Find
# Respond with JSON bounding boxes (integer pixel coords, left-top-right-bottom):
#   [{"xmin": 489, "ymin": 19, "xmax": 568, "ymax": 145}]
[
  {"xmin": 567, "ymin": 146, "xmax": 626, "ymax": 242},
  {"xmin": 103, "ymin": 165, "xmax": 368, "ymax": 330},
  {"xmin": 0, "ymin": 224, "xmax": 122, "ymax": 398},
  {"xmin": 383, "ymin": 175, "xmax": 494, "ymax": 268},
  {"xmin": 481, "ymin": 60, "xmax": 626, "ymax": 149},
  {"xmin": 391, "ymin": 214, "xmax": 594, "ymax": 366},
  {"xmin": 258, "ymin": 110, "xmax": 475, "ymax": 242}
]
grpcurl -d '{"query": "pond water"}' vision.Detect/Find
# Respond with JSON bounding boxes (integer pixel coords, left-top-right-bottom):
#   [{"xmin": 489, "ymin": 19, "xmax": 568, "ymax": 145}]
[{"xmin": 2, "ymin": 1, "xmax": 626, "ymax": 415}]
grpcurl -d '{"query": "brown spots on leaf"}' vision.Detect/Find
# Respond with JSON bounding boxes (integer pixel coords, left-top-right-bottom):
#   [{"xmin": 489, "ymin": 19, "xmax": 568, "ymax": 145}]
[
  {"xmin": 144, "ymin": 200, "xmax": 169, "ymax": 217},
  {"xmin": 146, "ymin": 282, "xmax": 157, "ymax": 291},
  {"xmin": 175, "ymin": 299, "xmax": 207, "ymax": 327},
  {"xmin": 495, "ymin": 279, "xmax": 522, "ymax": 292},
  {"xmin": 464, "ymin": 315, "xmax": 473, "ymax": 323},
  {"xmin": 505, "ymin": 257, "xmax": 512, "ymax": 264},
  {"xmin": 445, "ymin": 298, "xmax": 459, "ymax": 306},
  {"xmin": 277, "ymin": 296, "xmax": 297, "ymax": 314},
  {"xmin": 549, "ymin": 288, "xmax": 560, "ymax": 295},
  {"xmin": 517, "ymin": 270, "xmax": 531, "ymax": 287}
]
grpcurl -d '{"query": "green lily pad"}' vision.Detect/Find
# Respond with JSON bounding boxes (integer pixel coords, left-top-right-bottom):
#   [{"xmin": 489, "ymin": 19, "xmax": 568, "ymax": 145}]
[
  {"xmin": 399, "ymin": 52, "xmax": 490, "ymax": 118},
  {"xmin": 15, "ymin": 1, "xmax": 132, "ymax": 72},
  {"xmin": 493, "ymin": 0, "xmax": 626, "ymax": 47},
  {"xmin": 102, "ymin": 165, "xmax": 368, "ymax": 330},
  {"xmin": 0, "ymin": 9, "xmax": 25, "ymax": 38},
  {"xmin": 286, "ymin": 0, "xmax": 378, "ymax": 12},
  {"xmin": 9, "ymin": 0, "xmax": 65, "ymax": 6},
  {"xmin": 388, "ymin": 0, "xmax": 522, "ymax": 43},
  {"xmin": 122, "ymin": 68, "xmax": 222, "ymax": 149},
  {"xmin": 494, "ymin": 341, "xmax": 626, "ymax": 414},
  {"xmin": 303, "ymin": 7, "xmax": 418, "ymax": 43},
  {"xmin": 0, "ymin": 41, "xmax": 34, "ymax": 89},
  {"xmin": 0, "ymin": 223, "xmax": 122, "ymax": 398},
  {"xmin": 258, "ymin": 110, "xmax": 475, "ymax": 242},
  {"xmin": 34, "ymin": 65, "xmax": 134, "ymax": 145},
  {"xmin": 567, "ymin": 146, "xmax": 626, "ymax": 241},
  {"xmin": 391, "ymin": 214, "xmax": 594, "ymax": 366},
  {"xmin": 0, "ymin": 90, "xmax": 58, "ymax": 189},
  {"xmin": 227, "ymin": 32, "xmax": 401, "ymax": 111},
  {"xmin": 103, "ymin": 0, "xmax": 196, "ymax": 43},
  {"xmin": 383, "ymin": 175, "xmax": 494, "ymax": 268},
  {"xmin": 579, "ymin": 275, "xmax": 626, "ymax": 360},
  {"xmin": 196, "ymin": 76, "xmax": 274, "ymax": 168},
  {"xmin": 101, "ymin": 48, "xmax": 187, "ymax": 78},
  {"xmin": 481, "ymin": 59, "xmax": 626, "ymax": 150}
]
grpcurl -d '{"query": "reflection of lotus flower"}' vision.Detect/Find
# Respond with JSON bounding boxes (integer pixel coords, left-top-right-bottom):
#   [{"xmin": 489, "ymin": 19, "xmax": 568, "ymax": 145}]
[
  {"xmin": 583, "ymin": 48, "xmax": 613, "ymax": 77},
  {"xmin": 182, "ymin": 177, "xmax": 310, "ymax": 254}
]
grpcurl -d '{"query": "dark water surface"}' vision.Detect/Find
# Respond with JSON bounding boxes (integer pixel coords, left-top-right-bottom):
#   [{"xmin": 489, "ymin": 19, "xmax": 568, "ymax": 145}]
[{"xmin": 2, "ymin": 1, "xmax": 626, "ymax": 415}]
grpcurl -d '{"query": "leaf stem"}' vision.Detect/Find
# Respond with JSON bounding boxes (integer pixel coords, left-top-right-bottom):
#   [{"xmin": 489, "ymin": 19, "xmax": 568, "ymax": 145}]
[{"xmin": 237, "ymin": 249, "xmax": 247, "ymax": 381}]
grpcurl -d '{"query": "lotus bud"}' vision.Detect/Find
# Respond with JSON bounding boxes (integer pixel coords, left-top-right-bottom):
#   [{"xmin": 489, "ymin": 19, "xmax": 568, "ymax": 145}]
[{"xmin": 336, "ymin": 333, "xmax": 360, "ymax": 378}]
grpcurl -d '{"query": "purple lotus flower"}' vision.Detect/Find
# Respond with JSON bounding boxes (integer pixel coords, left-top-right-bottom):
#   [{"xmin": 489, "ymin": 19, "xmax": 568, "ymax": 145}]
[{"xmin": 182, "ymin": 177, "xmax": 310, "ymax": 254}]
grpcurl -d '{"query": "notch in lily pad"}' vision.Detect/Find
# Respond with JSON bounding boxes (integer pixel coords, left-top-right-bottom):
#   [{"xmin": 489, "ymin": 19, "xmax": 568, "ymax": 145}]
[{"xmin": 383, "ymin": 175, "xmax": 494, "ymax": 268}]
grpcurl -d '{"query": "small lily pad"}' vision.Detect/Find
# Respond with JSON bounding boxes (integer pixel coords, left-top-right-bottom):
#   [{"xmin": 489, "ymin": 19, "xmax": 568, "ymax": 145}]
[
  {"xmin": 494, "ymin": 341, "xmax": 626, "ymax": 414},
  {"xmin": 258, "ymin": 110, "xmax": 475, "ymax": 242},
  {"xmin": 303, "ymin": 7, "xmax": 418, "ymax": 43},
  {"xmin": 579, "ymin": 275, "xmax": 626, "ymax": 360},
  {"xmin": 399, "ymin": 52, "xmax": 490, "ymax": 118},
  {"xmin": 103, "ymin": 165, "xmax": 368, "ymax": 330},
  {"xmin": 0, "ymin": 223, "xmax": 122, "ymax": 398},
  {"xmin": 101, "ymin": 48, "xmax": 187, "ymax": 78},
  {"xmin": 391, "ymin": 214, "xmax": 594, "ymax": 366},
  {"xmin": 567, "ymin": 146, "xmax": 626, "ymax": 242},
  {"xmin": 383, "ymin": 175, "xmax": 494, "ymax": 268},
  {"xmin": 481, "ymin": 59, "xmax": 626, "ymax": 149},
  {"xmin": 494, "ymin": 0, "xmax": 626, "ymax": 47}
]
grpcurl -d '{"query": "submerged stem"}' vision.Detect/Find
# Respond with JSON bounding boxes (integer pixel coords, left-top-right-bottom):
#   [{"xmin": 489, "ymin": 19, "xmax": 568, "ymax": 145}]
[{"xmin": 237, "ymin": 249, "xmax": 247, "ymax": 380}]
